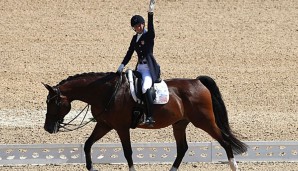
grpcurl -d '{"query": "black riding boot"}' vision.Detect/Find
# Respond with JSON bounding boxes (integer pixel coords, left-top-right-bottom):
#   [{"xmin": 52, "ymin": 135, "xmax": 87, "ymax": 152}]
[{"xmin": 144, "ymin": 89, "xmax": 155, "ymax": 127}]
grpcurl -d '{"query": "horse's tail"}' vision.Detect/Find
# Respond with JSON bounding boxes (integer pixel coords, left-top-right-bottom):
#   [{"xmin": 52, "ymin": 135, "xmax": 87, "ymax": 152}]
[{"xmin": 197, "ymin": 75, "xmax": 248, "ymax": 154}]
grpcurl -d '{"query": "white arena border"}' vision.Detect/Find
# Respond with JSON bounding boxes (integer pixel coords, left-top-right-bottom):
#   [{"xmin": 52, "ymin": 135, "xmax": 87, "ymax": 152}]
[{"xmin": 0, "ymin": 141, "xmax": 297, "ymax": 165}]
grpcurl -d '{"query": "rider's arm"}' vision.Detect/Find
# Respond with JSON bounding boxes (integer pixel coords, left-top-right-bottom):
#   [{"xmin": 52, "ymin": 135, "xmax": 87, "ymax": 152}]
[
  {"xmin": 147, "ymin": 12, "xmax": 155, "ymax": 40},
  {"xmin": 121, "ymin": 36, "xmax": 136, "ymax": 66}
]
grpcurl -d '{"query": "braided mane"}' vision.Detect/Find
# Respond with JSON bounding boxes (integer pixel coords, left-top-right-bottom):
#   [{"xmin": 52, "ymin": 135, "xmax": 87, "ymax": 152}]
[{"xmin": 57, "ymin": 72, "xmax": 114, "ymax": 86}]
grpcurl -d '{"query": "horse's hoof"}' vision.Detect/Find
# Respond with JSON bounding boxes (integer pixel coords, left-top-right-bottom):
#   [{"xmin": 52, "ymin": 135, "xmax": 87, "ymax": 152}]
[{"xmin": 89, "ymin": 167, "xmax": 99, "ymax": 171}]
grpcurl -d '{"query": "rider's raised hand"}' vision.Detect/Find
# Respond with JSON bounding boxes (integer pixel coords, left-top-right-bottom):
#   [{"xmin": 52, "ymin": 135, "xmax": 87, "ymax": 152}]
[{"xmin": 148, "ymin": 0, "xmax": 155, "ymax": 13}]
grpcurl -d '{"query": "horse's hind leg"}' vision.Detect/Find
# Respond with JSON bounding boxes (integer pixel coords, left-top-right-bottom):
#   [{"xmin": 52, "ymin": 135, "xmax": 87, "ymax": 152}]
[
  {"xmin": 171, "ymin": 120, "xmax": 190, "ymax": 171},
  {"xmin": 215, "ymin": 131, "xmax": 238, "ymax": 171},
  {"xmin": 191, "ymin": 114, "xmax": 238, "ymax": 171},
  {"xmin": 84, "ymin": 122, "xmax": 112, "ymax": 171},
  {"xmin": 199, "ymin": 124, "xmax": 237, "ymax": 170}
]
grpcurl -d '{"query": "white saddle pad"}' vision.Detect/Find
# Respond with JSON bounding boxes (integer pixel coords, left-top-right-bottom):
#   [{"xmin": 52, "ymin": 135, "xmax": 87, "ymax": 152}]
[
  {"xmin": 153, "ymin": 81, "xmax": 169, "ymax": 104},
  {"xmin": 127, "ymin": 70, "xmax": 169, "ymax": 104}
]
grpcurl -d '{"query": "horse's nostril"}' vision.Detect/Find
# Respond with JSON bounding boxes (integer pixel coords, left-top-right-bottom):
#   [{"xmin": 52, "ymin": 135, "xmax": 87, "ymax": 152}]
[{"xmin": 44, "ymin": 126, "xmax": 53, "ymax": 133}]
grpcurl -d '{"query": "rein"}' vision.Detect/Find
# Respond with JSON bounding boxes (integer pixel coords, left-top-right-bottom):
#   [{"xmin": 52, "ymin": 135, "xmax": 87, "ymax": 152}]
[
  {"xmin": 58, "ymin": 104, "xmax": 93, "ymax": 132},
  {"xmin": 105, "ymin": 73, "xmax": 123, "ymax": 111},
  {"xmin": 58, "ymin": 73, "xmax": 123, "ymax": 132}
]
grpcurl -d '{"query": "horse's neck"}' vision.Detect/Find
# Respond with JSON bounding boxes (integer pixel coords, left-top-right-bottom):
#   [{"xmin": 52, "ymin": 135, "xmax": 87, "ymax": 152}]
[
  {"xmin": 60, "ymin": 74, "xmax": 119, "ymax": 104},
  {"xmin": 61, "ymin": 85, "xmax": 90, "ymax": 103}
]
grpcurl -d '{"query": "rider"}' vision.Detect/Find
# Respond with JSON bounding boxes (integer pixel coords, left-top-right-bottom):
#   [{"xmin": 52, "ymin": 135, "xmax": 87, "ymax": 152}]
[{"xmin": 117, "ymin": 0, "xmax": 160, "ymax": 126}]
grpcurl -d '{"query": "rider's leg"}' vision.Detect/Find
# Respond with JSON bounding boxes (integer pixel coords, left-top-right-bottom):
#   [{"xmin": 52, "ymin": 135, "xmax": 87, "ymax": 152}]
[
  {"xmin": 137, "ymin": 64, "xmax": 152, "ymax": 94},
  {"xmin": 144, "ymin": 88, "xmax": 155, "ymax": 126},
  {"xmin": 137, "ymin": 64, "xmax": 155, "ymax": 126}
]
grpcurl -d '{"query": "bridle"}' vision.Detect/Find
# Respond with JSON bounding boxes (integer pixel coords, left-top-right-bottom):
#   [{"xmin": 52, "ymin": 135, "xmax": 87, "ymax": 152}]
[{"xmin": 47, "ymin": 73, "xmax": 123, "ymax": 132}]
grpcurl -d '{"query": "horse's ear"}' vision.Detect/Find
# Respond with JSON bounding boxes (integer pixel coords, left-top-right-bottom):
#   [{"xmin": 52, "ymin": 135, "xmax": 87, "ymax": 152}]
[{"xmin": 42, "ymin": 82, "xmax": 55, "ymax": 93}]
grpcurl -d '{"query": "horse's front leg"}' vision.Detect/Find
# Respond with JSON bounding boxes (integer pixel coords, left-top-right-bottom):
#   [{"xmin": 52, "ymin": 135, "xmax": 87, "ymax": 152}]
[
  {"xmin": 116, "ymin": 128, "xmax": 136, "ymax": 171},
  {"xmin": 84, "ymin": 122, "xmax": 112, "ymax": 171}
]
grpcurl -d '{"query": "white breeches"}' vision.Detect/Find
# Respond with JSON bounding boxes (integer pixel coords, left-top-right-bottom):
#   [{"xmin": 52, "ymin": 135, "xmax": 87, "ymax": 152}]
[{"xmin": 137, "ymin": 64, "xmax": 152, "ymax": 94}]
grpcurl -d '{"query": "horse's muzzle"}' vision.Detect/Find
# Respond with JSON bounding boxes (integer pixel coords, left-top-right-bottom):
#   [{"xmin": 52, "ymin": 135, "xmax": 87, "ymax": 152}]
[{"xmin": 44, "ymin": 121, "xmax": 60, "ymax": 134}]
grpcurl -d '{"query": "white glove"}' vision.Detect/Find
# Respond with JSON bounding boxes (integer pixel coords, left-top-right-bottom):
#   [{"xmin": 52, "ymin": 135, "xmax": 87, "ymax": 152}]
[
  {"xmin": 117, "ymin": 64, "xmax": 125, "ymax": 73},
  {"xmin": 148, "ymin": 0, "xmax": 155, "ymax": 13}
]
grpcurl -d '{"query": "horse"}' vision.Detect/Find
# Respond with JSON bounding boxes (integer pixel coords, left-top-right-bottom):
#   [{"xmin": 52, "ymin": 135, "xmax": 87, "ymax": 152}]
[{"xmin": 42, "ymin": 72, "xmax": 247, "ymax": 171}]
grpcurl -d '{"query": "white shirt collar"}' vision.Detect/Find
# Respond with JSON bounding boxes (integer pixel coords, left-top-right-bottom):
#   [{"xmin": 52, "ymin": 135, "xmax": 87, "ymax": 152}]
[{"xmin": 136, "ymin": 29, "xmax": 147, "ymax": 42}]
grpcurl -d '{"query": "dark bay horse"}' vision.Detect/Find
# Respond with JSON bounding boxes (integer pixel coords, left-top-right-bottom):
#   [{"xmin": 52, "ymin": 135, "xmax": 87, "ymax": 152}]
[{"xmin": 43, "ymin": 72, "xmax": 247, "ymax": 171}]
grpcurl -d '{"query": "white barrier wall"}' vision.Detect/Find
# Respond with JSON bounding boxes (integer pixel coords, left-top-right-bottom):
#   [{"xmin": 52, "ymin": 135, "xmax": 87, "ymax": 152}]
[{"xmin": 0, "ymin": 141, "xmax": 297, "ymax": 165}]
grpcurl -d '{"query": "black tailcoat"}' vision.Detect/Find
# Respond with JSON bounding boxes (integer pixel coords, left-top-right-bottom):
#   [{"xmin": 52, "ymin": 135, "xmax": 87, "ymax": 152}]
[{"xmin": 121, "ymin": 12, "xmax": 161, "ymax": 83}]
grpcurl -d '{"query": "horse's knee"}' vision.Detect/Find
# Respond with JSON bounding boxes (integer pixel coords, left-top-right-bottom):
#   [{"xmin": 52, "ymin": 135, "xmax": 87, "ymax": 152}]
[
  {"xmin": 84, "ymin": 141, "xmax": 91, "ymax": 153},
  {"xmin": 84, "ymin": 135, "xmax": 96, "ymax": 152}
]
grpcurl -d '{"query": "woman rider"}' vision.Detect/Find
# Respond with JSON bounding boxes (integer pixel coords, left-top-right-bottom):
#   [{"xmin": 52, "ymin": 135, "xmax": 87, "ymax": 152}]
[{"xmin": 117, "ymin": 0, "xmax": 160, "ymax": 126}]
